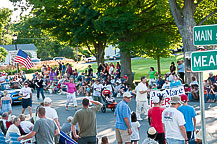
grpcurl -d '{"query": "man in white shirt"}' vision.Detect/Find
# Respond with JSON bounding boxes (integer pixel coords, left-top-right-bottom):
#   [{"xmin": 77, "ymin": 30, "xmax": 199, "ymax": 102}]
[
  {"xmin": 162, "ymin": 96, "xmax": 188, "ymax": 144},
  {"xmin": 6, "ymin": 117, "xmax": 21, "ymax": 140},
  {"xmin": 92, "ymin": 80, "xmax": 103, "ymax": 102},
  {"xmin": 19, "ymin": 82, "xmax": 33, "ymax": 117},
  {"xmin": 19, "ymin": 114, "xmax": 34, "ymax": 134},
  {"xmin": 136, "ymin": 76, "xmax": 150, "ymax": 120},
  {"xmin": 44, "ymin": 97, "xmax": 61, "ymax": 144}
]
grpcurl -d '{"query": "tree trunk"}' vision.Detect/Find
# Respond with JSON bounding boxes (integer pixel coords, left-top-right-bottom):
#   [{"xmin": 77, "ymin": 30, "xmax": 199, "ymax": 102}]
[
  {"xmin": 157, "ymin": 57, "xmax": 161, "ymax": 74},
  {"xmin": 94, "ymin": 41, "xmax": 105, "ymax": 66},
  {"xmin": 120, "ymin": 49, "xmax": 133, "ymax": 86},
  {"xmin": 169, "ymin": 0, "xmax": 198, "ymax": 84}
]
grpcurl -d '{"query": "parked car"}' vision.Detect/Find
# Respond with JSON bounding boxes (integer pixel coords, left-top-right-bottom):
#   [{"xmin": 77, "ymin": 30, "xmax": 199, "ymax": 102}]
[
  {"xmin": 83, "ymin": 56, "xmax": 96, "ymax": 62},
  {"xmin": 53, "ymin": 57, "xmax": 67, "ymax": 61},
  {"xmin": 31, "ymin": 58, "xmax": 41, "ymax": 65},
  {"xmin": 0, "ymin": 82, "xmax": 22, "ymax": 103},
  {"xmin": 109, "ymin": 53, "xmax": 120, "ymax": 60}
]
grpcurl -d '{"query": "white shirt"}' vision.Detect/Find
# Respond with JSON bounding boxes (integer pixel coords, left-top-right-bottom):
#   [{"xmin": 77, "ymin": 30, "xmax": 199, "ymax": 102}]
[
  {"xmin": 20, "ymin": 87, "xmax": 32, "ymax": 99},
  {"xmin": 168, "ymin": 75, "xmax": 174, "ymax": 82},
  {"xmin": 131, "ymin": 121, "xmax": 140, "ymax": 140},
  {"xmin": 190, "ymin": 80, "xmax": 199, "ymax": 86},
  {"xmin": 6, "ymin": 124, "xmax": 21, "ymax": 140},
  {"xmin": 0, "ymin": 76, "xmax": 6, "ymax": 83},
  {"xmin": 109, "ymin": 66, "xmax": 114, "ymax": 75},
  {"xmin": 92, "ymin": 83, "xmax": 103, "ymax": 96},
  {"xmin": 136, "ymin": 82, "xmax": 148, "ymax": 102},
  {"xmin": 20, "ymin": 121, "xmax": 34, "ymax": 134},
  {"xmin": 45, "ymin": 106, "xmax": 58, "ymax": 120},
  {"xmin": 162, "ymin": 82, "xmax": 170, "ymax": 89},
  {"xmin": 162, "ymin": 107, "xmax": 186, "ymax": 140}
]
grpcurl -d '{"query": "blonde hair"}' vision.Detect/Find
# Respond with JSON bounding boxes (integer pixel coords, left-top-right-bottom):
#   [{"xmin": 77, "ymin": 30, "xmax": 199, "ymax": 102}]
[
  {"xmin": 3, "ymin": 90, "xmax": 8, "ymax": 96},
  {"xmin": 18, "ymin": 114, "xmax": 26, "ymax": 121}
]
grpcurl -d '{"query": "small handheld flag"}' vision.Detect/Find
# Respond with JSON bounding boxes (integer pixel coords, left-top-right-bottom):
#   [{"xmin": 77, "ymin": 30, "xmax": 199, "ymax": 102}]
[{"xmin": 14, "ymin": 49, "xmax": 33, "ymax": 70}]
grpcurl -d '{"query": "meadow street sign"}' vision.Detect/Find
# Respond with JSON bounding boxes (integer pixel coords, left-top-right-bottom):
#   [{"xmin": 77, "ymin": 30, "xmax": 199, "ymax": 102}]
[
  {"xmin": 193, "ymin": 24, "xmax": 217, "ymax": 46},
  {"xmin": 191, "ymin": 50, "xmax": 217, "ymax": 72}
]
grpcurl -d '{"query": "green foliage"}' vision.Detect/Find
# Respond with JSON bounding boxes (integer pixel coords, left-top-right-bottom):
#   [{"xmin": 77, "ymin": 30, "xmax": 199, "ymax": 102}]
[{"xmin": 0, "ymin": 46, "xmax": 8, "ymax": 62}]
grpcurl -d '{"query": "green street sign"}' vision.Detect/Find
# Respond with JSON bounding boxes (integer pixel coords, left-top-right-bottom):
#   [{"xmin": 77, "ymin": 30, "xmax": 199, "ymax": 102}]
[
  {"xmin": 191, "ymin": 50, "xmax": 217, "ymax": 72},
  {"xmin": 193, "ymin": 24, "xmax": 217, "ymax": 46}
]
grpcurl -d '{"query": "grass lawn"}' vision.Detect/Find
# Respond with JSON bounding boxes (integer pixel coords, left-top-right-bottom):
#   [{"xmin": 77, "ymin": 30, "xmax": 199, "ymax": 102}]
[{"xmin": 75, "ymin": 55, "xmax": 184, "ymax": 81}]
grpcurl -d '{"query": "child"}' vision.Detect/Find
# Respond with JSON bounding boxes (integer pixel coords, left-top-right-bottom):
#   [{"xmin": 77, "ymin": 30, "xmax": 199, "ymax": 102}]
[
  {"xmin": 131, "ymin": 112, "xmax": 140, "ymax": 144},
  {"xmin": 101, "ymin": 136, "xmax": 109, "ymax": 144},
  {"xmin": 61, "ymin": 116, "xmax": 73, "ymax": 135},
  {"xmin": 1, "ymin": 90, "xmax": 12, "ymax": 115}
]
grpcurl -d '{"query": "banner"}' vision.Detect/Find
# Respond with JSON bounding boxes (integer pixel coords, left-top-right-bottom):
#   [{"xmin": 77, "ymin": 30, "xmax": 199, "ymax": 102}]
[{"xmin": 150, "ymin": 86, "xmax": 185, "ymax": 107}]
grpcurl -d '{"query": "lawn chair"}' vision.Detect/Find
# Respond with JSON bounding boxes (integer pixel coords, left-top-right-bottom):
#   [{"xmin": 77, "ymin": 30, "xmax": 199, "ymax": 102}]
[
  {"xmin": 9, "ymin": 132, "xmax": 32, "ymax": 144},
  {"xmin": 59, "ymin": 130, "xmax": 77, "ymax": 144}
]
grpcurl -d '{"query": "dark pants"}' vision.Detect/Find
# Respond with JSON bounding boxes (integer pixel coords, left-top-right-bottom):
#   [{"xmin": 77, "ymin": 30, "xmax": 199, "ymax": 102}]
[
  {"xmin": 155, "ymin": 132, "xmax": 165, "ymax": 144},
  {"xmin": 77, "ymin": 136, "xmax": 96, "ymax": 144},
  {"xmin": 37, "ymin": 87, "xmax": 45, "ymax": 99},
  {"xmin": 187, "ymin": 131, "xmax": 194, "ymax": 140},
  {"xmin": 93, "ymin": 96, "xmax": 102, "ymax": 103},
  {"xmin": 178, "ymin": 72, "xmax": 185, "ymax": 83}
]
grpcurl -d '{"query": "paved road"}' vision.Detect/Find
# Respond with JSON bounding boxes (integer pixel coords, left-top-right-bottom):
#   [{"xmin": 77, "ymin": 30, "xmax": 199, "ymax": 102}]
[{"xmin": 12, "ymin": 92, "xmax": 217, "ymax": 144}]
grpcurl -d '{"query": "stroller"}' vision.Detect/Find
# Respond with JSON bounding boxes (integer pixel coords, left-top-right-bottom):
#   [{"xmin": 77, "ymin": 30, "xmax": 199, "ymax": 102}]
[{"xmin": 101, "ymin": 90, "xmax": 117, "ymax": 113}]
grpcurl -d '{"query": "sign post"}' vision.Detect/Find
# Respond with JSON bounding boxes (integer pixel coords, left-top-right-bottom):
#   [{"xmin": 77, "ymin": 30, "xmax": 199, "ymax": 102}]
[{"xmin": 192, "ymin": 24, "xmax": 217, "ymax": 144}]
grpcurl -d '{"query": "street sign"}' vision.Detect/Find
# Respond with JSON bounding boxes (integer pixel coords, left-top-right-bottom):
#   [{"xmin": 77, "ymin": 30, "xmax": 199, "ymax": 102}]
[
  {"xmin": 191, "ymin": 50, "xmax": 217, "ymax": 72},
  {"xmin": 193, "ymin": 24, "xmax": 217, "ymax": 46}
]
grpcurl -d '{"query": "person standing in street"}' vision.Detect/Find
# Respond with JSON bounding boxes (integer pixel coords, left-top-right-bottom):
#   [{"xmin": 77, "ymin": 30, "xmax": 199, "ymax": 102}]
[
  {"xmin": 18, "ymin": 107, "xmax": 60, "ymax": 144},
  {"xmin": 44, "ymin": 97, "xmax": 61, "ymax": 144},
  {"xmin": 177, "ymin": 60, "xmax": 185, "ymax": 83},
  {"xmin": 19, "ymin": 82, "xmax": 33, "ymax": 117},
  {"xmin": 35, "ymin": 75, "xmax": 45, "ymax": 100},
  {"xmin": 71, "ymin": 98, "xmax": 103, "ymax": 144},
  {"xmin": 148, "ymin": 96, "xmax": 165, "ymax": 144},
  {"xmin": 136, "ymin": 76, "xmax": 150, "ymax": 120},
  {"xmin": 162, "ymin": 96, "xmax": 188, "ymax": 144},
  {"xmin": 115, "ymin": 92, "xmax": 132, "ymax": 144},
  {"xmin": 63, "ymin": 77, "xmax": 78, "ymax": 111},
  {"xmin": 178, "ymin": 94, "xmax": 196, "ymax": 142}
]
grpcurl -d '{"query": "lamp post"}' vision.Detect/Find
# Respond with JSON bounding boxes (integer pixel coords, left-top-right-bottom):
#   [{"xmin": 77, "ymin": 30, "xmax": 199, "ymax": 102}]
[{"xmin": 13, "ymin": 34, "xmax": 19, "ymax": 74}]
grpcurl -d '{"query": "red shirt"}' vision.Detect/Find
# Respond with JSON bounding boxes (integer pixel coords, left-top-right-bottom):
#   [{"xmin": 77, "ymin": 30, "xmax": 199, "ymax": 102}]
[{"xmin": 148, "ymin": 107, "xmax": 165, "ymax": 133}]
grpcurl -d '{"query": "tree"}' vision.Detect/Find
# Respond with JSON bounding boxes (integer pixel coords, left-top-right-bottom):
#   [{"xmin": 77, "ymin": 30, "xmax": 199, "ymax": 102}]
[
  {"xmin": 169, "ymin": 0, "xmax": 217, "ymax": 83},
  {"xmin": 0, "ymin": 46, "xmax": 7, "ymax": 62}
]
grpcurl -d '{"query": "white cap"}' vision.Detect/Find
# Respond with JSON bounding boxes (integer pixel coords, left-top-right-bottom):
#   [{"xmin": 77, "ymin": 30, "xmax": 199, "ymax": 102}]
[
  {"xmin": 152, "ymin": 96, "xmax": 160, "ymax": 104},
  {"xmin": 148, "ymin": 127, "xmax": 157, "ymax": 135},
  {"xmin": 209, "ymin": 72, "xmax": 213, "ymax": 75},
  {"xmin": 123, "ymin": 92, "xmax": 132, "ymax": 98},
  {"xmin": 67, "ymin": 116, "xmax": 74, "ymax": 122},
  {"xmin": 44, "ymin": 97, "xmax": 52, "ymax": 105}
]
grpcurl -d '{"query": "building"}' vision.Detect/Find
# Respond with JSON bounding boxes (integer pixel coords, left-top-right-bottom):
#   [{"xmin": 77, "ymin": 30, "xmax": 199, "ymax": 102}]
[{"xmin": 0, "ymin": 44, "xmax": 37, "ymax": 65}]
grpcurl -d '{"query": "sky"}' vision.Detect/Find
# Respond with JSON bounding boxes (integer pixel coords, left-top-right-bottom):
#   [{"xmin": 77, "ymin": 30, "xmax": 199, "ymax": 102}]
[{"xmin": 0, "ymin": 0, "xmax": 30, "ymax": 22}]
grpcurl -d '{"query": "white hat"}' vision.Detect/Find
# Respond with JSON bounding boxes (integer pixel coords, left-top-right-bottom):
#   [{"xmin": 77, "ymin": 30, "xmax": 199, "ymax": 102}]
[
  {"xmin": 209, "ymin": 72, "xmax": 213, "ymax": 75},
  {"xmin": 44, "ymin": 97, "xmax": 52, "ymax": 104},
  {"xmin": 148, "ymin": 127, "xmax": 157, "ymax": 135},
  {"xmin": 170, "ymin": 96, "xmax": 183, "ymax": 105},
  {"xmin": 67, "ymin": 116, "xmax": 74, "ymax": 122},
  {"xmin": 123, "ymin": 92, "xmax": 132, "ymax": 98},
  {"xmin": 152, "ymin": 96, "xmax": 160, "ymax": 104}
]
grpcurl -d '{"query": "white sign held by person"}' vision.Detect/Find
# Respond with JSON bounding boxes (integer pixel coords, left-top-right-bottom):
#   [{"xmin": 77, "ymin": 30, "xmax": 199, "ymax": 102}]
[{"xmin": 150, "ymin": 86, "xmax": 185, "ymax": 107}]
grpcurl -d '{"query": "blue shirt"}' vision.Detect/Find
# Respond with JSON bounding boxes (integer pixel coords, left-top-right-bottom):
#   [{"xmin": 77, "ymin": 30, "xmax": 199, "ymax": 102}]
[
  {"xmin": 178, "ymin": 105, "xmax": 196, "ymax": 131},
  {"xmin": 170, "ymin": 80, "xmax": 182, "ymax": 88},
  {"xmin": 115, "ymin": 100, "xmax": 131, "ymax": 130},
  {"xmin": 177, "ymin": 63, "xmax": 185, "ymax": 72}
]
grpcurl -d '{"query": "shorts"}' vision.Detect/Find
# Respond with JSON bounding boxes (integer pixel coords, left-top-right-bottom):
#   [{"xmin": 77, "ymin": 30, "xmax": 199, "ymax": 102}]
[
  {"xmin": 116, "ymin": 128, "xmax": 131, "ymax": 143},
  {"xmin": 131, "ymin": 140, "xmax": 139, "ymax": 142},
  {"xmin": 22, "ymin": 98, "xmax": 32, "ymax": 108}
]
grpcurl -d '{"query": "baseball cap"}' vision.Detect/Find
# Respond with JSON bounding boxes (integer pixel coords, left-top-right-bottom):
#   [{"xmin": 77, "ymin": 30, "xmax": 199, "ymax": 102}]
[
  {"xmin": 170, "ymin": 96, "xmax": 183, "ymax": 104},
  {"xmin": 123, "ymin": 92, "xmax": 132, "ymax": 98},
  {"xmin": 180, "ymin": 94, "xmax": 188, "ymax": 102},
  {"xmin": 44, "ymin": 97, "xmax": 52, "ymax": 104},
  {"xmin": 148, "ymin": 127, "xmax": 157, "ymax": 135},
  {"xmin": 209, "ymin": 72, "xmax": 213, "ymax": 75},
  {"xmin": 152, "ymin": 96, "xmax": 160, "ymax": 104}
]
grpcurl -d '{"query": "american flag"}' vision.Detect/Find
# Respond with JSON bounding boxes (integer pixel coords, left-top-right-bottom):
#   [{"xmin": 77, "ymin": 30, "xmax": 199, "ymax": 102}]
[{"xmin": 14, "ymin": 49, "xmax": 33, "ymax": 70}]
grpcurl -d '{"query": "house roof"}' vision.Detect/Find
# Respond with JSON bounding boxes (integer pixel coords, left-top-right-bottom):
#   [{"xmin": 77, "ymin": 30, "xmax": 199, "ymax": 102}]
[{"xmin": 0, "ymin": 44, "xmax": 37, "ymax": 51}]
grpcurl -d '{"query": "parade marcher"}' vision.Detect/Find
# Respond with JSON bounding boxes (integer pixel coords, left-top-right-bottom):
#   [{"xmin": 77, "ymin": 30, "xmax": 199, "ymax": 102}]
[
  {"xmin": 1, "ymin": 90, "xmax": 12, "ymax": 115},
  {"xmin": 115, "ymin": 92, "xmax": 132, "ymax": 144},
  {"xmin": 71, "ymin": 98, "xmax": 103, "ymax": 144},
  {"xmin": 35, "ymin": 75, "xmax": 45, "ymax": 100},
  {"xmin": 136, "ymin": 76, "xmax": 150, "ymax": 120},
  {"xmin": 178, "ymin": 94, "xmax": 197, "ymax": 142},
  {"xmin": 63, "ymin": 77, "xmax": 78, "ymax": 111},
  {"xmin": 18, "ymin": 107, "xmax": 60, "ymax": 144},
  {"xmin": 19, "ymin": 82, "xmax": 33, "ymax": 117},
  {"xmin": 148, "ymin": 96, "xmax": 165, "ymax": 144},
  {"xmin": 44, "ymin": 97, "xmax": 61, "ymax": 144},
  {"xmin": 162, "ymin": 96, "xmax": 188, "ymax": 144}
]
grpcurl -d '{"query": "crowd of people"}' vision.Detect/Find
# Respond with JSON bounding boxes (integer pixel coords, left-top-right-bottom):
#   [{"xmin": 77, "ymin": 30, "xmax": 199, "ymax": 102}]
[{"xmin": 0, "ymin": 59, "xmax": 212, "ymax": 144}]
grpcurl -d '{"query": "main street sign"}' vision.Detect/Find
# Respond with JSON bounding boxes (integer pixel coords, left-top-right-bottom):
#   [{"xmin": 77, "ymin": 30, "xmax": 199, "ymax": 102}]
[
  {"xmin": 191, "ymin": 50, "xmax": 217, "ymax": 72},
  {"xmin": 193, "ymin": 24, "xmax": 217, "ymax": 46}
]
